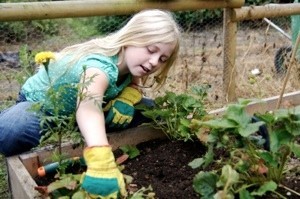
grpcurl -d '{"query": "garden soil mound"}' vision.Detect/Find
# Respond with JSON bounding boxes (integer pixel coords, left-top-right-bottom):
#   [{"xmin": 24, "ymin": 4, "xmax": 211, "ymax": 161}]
[{"xmin": 121, "ymin": 138, "xmax": 206, "ymax": 199}]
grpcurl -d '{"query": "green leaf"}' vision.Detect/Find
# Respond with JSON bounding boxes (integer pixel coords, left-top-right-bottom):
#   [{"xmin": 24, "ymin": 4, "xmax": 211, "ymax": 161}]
[
  {"xmin": 255, "ymin": 112, "xmax": 274, "ymax": 124},
  {"xmin": 225, "ymin": 104, "xmax": 251, "ymax": 127},
  {"xmin": 180, "ymin": 118, "xmax": 190, "ymax": 127},
  {"xmin": 57, "ymin": 196, "xmax": 70, "ymax": 199},
  {"xmin": 273, "ymin": 108, "xmax": 290, "ymax": 120},
  {"xmin": 142, "ymin": 109, "xmax": 169, "ymax": 120},
  {"xmin": 291, "ymin": 142, "xmax": 300, "ymax": 157},
  {"xmin": 238, "ymin": 122, "xmax": 264, "ymax": 137},
  {"xmin": 48, "ymin": 175, "xmax": 79, "ymax": 192},
  {"xmin": 251, "ymin": 181, "xmax": 277, "ymax": 196},
  {"xmin": 214, "ymin": 191, "xmax": 234, "ymax": 199},
  {"xmin": 188, "ymin": 158, "xmax": 205, "ymax": 169},
  {"xmin": 130, "ymin": 186, "xmax": 154, "ymax": 199},
  {"xmin": 239, "ymin": 189, "xmax": 254, "ymax": 199},
  {"xmin": 292, "ymin": 105, "xmax": 300, "ymax": 115},
  {"xmin": 119, "ymin": 145, "xmax": 140, "ymax": 159},
  {"xmin": 72, "ymin": 190, "xmax": 86, "ymax": 199},
  {"xmin": 288, "ymin": 120, "xmax": 300, "ymax": 135},
  {"xmin": 193, "ymin": 171, "xmax": 218, "ymax": 199},
  {"xmin": 200, "ymin": 119, "xmax": 237, "ymax": 129},
  {"xmin": 269, "ymin": 129, "xmax": 293, "ymax": 153},
  {"xmin": 237, "ymin": 98, "xmax": 254, "ymax": 106},
  {"xmin": 257, "ymin": 151, "xmax": 278, "ymax": 167},
  {"xmin": 216, "ymin": 165, "xmax": 239, "ymax": 188}
]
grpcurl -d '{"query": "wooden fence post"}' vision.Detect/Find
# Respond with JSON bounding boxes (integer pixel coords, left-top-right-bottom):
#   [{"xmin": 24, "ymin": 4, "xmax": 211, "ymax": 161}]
[{"xmin": 223, "ymin": 8, "xmax": 237, "ymax": 102}]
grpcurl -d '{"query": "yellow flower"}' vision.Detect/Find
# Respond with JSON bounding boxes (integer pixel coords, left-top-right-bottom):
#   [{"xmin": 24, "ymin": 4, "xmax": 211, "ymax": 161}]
[{"xmin": 35, "ymin": 51, "xmax": 55, "ymax": 65}]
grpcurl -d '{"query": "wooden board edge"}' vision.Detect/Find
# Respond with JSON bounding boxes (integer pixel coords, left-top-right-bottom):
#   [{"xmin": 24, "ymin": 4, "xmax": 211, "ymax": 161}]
[
  {"xmin": 6, "ymin": 156, "xmax": 41, "ymax": 199},
  {"xmin": 17, "ymin": 125, "xmax": 164, "ymax": 178},
  {"xmin": 209, "ymin": 90, "xmax": 300, "ymax": 116},
  {"xmin": 108, "ymin": 125, "xmax": 166, "ymax": 150}
]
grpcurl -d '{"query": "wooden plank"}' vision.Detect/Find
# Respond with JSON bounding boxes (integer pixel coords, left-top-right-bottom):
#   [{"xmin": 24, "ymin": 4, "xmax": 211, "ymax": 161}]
[
  {"xmin": 6, "ymin": 156, "xmax": 41, "ymax": 199},
  {"xmin": 18, "ymin": 126, "xmax": 164, "ymax": 178},
  {"xmin": 19, "ymin": 143, "xmax": 83, "ymax": 178},
  {"xmin": 108, "ymin": 125, "xmax": 165, "ymax": 150},
  {"xmin": 18, "ymin": 153, "xmax": 39, "ymax": 180},
  {"xmin": 209, "ymin": 90, "xmax": 300, "ymax": 116}
]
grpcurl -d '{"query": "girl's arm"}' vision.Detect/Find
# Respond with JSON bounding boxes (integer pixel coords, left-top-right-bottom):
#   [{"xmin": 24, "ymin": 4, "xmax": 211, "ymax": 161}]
[
  {"xmin": 77, "ymin": 69, "xmax": 127, "ymax": 198},
  {"xmin": 76, "ymin": 67, "xmax": 109, "ymax": 147}
]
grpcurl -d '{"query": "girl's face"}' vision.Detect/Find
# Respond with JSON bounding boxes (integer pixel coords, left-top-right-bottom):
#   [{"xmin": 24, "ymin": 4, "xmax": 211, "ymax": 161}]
[{"xmin": 121, "ymin": 42, "xmax": 176, "ymax": 77}]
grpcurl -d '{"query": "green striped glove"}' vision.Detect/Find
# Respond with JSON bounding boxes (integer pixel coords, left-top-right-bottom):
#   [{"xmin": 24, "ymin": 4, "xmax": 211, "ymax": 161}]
[
  {"xmin": 104, "ymin": 87, "xmax": 142, "ymax": 129},
  {"xmin": 81, "ymin": 146, "xmax": 127, "ymax": 199}
]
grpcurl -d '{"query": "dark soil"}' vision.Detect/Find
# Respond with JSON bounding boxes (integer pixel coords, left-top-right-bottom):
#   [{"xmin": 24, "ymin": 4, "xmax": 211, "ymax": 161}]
[
  {"xmin": 120, "ymin": 138, "xmax": 300, "ymax": 199},
  {"xmin": 35, "ymin": 138, "xmax": 300, "ymax": 199},
  {"xmin": 120, "ymin": 138, "xmax": 206, "ymax": 199}
]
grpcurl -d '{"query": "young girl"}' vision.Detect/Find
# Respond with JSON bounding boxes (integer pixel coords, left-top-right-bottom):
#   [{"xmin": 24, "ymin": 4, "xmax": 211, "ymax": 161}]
[{"xmin": 0, "ymin": 9, "xmax": 181, "ymax": 198}]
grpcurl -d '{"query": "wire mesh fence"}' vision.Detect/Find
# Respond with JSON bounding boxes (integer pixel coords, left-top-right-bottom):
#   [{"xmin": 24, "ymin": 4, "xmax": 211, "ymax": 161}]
[
  {"xmin": 0, "ymin": 2, "xmax": 299, "ymax": 111},
  {"xmin": 234, "ymin": 17, "xmax": 294, "ymax": 100}
]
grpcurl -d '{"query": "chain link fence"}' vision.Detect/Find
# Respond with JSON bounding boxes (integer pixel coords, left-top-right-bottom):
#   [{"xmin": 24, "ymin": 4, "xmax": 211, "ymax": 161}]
[{"xmin": 0, "ymin": 1, "xmax": 298, "ymax": 111}]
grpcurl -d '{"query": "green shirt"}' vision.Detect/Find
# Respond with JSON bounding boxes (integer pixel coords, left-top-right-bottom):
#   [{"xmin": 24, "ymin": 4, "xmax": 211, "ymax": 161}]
[{"xmin": 21, "ymin": 54, "xmax": 131, "ymax": 115}]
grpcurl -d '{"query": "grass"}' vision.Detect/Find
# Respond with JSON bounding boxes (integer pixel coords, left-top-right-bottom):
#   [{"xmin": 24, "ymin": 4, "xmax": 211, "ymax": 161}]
[
  {"xmin": 0, "ymin": 156, "xmax": 10, "ymax": 198},
  {"xmin": 0, "ymin": 104, "xmax": 11, "ymax": 198}
]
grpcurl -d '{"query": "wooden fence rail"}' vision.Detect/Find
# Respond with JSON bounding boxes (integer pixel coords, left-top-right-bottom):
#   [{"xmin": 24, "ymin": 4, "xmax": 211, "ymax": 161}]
[
  {"xmin": 233, "ymin": 3, "xmax": 300, "ymax": 21},
  {"xmin": 0, "ymin": 0, "xmax": 244, "ymax": 21}
]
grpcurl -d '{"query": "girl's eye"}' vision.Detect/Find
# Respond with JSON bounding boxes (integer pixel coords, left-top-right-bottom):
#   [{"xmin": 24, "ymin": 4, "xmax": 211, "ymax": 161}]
[
  {"xmin": 160, "ymin": 57, "xmax": 168, "ymax": 63},
  {"xmin": 159, "ymin": 58, "xmax": 165, "ymax": 63},
  {"xmin": 147, "ymin": 47, "xmax": 153, "ymax": 53},
  {"xmin": 147, "ymin": 46, "xmax": 156, "ymax": 53}
]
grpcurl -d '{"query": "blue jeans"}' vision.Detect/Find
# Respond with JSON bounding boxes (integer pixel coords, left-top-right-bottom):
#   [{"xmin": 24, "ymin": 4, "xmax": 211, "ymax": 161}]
[
  {"xmin": 0, "ymin": 95, "xmax": 154, "ymax": 156},
  {"xmin": 0, "ymin": 101, "xmax": 41, "ymax": 156}
]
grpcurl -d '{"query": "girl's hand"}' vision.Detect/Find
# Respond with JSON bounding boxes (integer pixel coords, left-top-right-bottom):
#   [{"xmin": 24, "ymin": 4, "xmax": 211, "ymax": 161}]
[
  {"xmin": 104, "ymin": 87, "xmax": 142, "ymax": 129},
  {"xmin": 81, "ymin": 146, "xmax": 127, "ymax": 198}
]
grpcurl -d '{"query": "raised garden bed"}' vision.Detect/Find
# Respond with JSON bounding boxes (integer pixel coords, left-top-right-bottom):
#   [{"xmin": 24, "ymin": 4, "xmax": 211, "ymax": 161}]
[
  {"xmin": 6, "ymin": 126, "xmax": 165, "ymax": 199},
  {"xmin": 120, "ymin": 138, "xmax": 300, "ymax": 199},
  {"xmin": 6, "ymin": 90, "xmax": 300, "ymax": 199}
]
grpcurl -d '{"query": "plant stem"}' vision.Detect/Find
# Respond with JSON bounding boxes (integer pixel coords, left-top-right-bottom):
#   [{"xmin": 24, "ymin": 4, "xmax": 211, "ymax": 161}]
[
  {"xmin": 58, "ymin": 131, "xmax": 62, "ymax": 162},
  {"xmin": 272, "ymin": 190, "xmax": 287, "ymax": 199},
  {"xmin": 276, "ymin": 32, "xmax": 300, "ymax": 109},
  {"xmin": 277, "ymin": 147, "xmax": 290, "ymax": 182},
  {"xmin": 279, "ymin": 183, "xmax": 300, "ymax": 197}
]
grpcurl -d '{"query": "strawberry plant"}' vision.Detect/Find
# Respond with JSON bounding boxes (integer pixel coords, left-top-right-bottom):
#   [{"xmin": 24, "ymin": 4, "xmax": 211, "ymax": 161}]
[
  {"xmin": 139, "ymin": 85, "xmax": 209, "ymax": 141},
  {"xmin": 189, "ymin": 99, "xmax": 300, "ymax": 198}
]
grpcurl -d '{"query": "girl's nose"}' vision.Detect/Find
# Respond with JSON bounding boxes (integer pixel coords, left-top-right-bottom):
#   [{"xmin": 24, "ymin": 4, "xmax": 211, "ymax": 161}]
[{"xmin": 149, "ymin": 55, "xmax": 159, "ymax": 67}]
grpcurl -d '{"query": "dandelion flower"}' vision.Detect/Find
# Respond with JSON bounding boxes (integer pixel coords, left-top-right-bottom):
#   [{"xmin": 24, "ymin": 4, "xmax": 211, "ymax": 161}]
[
  {"xmin": 35, "ymin": 51, "xmax": 55, "ymax": 65},
  {"xmin": 35, "ymin": 51, "xmax": 55, "ymax": 73}
]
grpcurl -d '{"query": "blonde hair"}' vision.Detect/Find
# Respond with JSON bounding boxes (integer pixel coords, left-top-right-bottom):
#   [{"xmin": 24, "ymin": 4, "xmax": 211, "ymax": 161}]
[{"xmin": 59, "ymin": 9, "xmax": 181, "ymax": 89}]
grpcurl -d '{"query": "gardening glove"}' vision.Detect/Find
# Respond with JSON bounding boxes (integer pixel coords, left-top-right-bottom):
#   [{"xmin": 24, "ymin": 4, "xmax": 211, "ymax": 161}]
[
  {"xmin": 104, "ymin": 86, "xmax": 142, "ymax": 129},
  {"xmin": 81, "ymin": 146, "xmax": 127, "ymax": 199}
]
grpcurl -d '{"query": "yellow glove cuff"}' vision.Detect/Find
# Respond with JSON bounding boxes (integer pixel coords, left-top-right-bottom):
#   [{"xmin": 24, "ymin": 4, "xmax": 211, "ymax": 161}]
[
  {"xmin": 84, "ymin": 146, "xmax": 116, "ymax": 169},
  {"xmin": 118, "ymin": 87, "xmax": 142, "ymax": 105}
]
